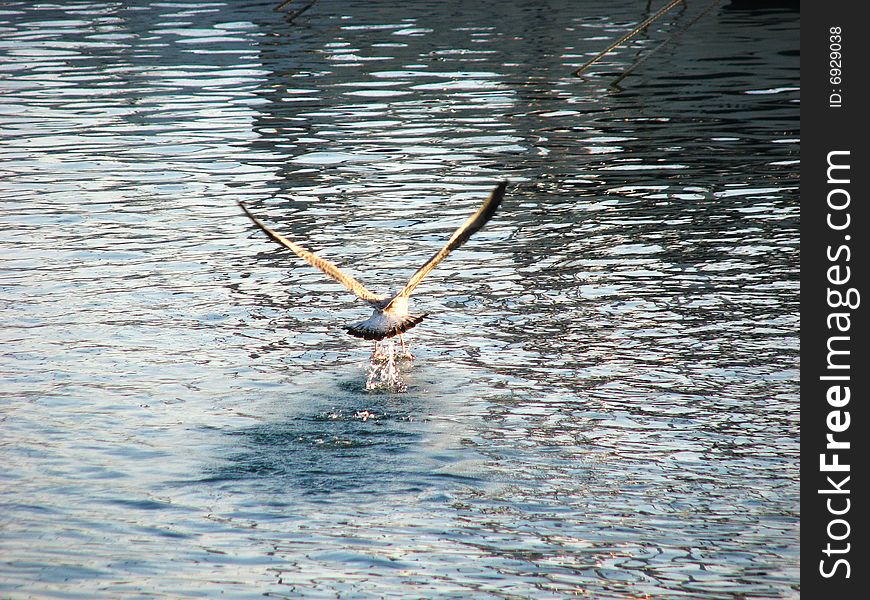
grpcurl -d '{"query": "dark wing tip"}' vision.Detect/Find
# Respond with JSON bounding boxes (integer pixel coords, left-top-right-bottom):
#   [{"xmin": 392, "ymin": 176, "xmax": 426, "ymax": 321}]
[
  {"xmin": 470, "ymin": 180, "xmax": 507, "ymax": 234},
  {"xmin": 238, "ymin": 201, "xmax": 257, "ymax": 222},
  {"xmin": 482, "ymin": 181, "xmax": 508, "ymax": 219}
]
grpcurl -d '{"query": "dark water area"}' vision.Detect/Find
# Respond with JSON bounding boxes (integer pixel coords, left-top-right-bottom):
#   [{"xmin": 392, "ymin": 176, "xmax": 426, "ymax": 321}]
[{"xmin": 1, "ymin": 0, "xmax": 799, "ymax": 597}]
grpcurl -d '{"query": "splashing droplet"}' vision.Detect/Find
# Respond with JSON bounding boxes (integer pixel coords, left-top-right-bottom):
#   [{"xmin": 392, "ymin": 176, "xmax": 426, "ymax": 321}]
[{"xmin": 366, "ymin": 338, "xmax": 407, "ymax": 392}]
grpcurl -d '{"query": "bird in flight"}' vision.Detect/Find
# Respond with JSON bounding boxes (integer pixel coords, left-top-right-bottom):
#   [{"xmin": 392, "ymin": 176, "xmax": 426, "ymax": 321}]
[{"xmin": 239, "ymin": 182, "xmax": 507, "ymax": 350}]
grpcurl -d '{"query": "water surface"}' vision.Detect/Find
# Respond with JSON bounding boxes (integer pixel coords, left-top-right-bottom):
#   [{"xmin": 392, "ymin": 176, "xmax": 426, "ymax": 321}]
[{"xmin": 1, "ymin": 0, "xmax": 799, "ymax": 597}]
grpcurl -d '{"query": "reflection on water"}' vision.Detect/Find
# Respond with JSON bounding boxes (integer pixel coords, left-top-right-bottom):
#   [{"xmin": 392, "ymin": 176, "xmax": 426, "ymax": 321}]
[{"xmin": 1, "ymin": 0, "xmax": 798, "ymax": 598}]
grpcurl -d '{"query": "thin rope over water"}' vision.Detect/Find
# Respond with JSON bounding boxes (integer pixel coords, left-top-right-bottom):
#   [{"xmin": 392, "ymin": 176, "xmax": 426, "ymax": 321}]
[
  {"xmin": 573, "ymin": 0, "xmax": 685, "ymax": 77},
  {"xmin": 609, "ymin": 0, "xmax": 722, "ymax": 88}
]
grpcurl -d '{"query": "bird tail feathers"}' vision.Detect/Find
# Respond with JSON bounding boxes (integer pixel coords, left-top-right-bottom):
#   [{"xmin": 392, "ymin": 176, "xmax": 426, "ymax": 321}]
[{"xmin": 346, "ymin": 313, "xmax": 428, "ymax": 341}]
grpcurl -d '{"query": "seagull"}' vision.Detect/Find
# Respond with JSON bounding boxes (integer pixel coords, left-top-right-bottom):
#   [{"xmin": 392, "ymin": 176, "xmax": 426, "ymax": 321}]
[{"xmin": 238, "ymin": 182, "xmax": 507, "ymax": 349}]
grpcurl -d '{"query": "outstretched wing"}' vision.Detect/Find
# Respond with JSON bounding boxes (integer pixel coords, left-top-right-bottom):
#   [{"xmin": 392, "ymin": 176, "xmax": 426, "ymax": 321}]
[
  {"xmin": 386, "ymin": 181, "xmax": 507, "ymax": 309},
  {"xmin": 239, "ymin": 202, "xmax": 384, "ymax": 303}
]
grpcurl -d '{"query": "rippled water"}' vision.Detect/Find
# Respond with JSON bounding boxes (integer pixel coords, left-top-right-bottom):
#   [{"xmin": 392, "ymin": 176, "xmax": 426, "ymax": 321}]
[{"xmin": 1, "ymin": 0, "xmax": 799, "ymax": 597}]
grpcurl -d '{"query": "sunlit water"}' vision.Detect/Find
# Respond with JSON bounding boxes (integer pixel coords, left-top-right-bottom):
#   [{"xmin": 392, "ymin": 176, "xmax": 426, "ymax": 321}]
[{"xmin": 1, "ymin": 0, "xmax": 799, "ymax": 598}]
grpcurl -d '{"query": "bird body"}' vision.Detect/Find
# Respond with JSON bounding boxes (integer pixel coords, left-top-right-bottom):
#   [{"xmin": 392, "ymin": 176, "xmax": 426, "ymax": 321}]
[
  {"xmin": 239, "ymin": 182, "xmax": 506, "ymax": 343},
  {"xmin": 347, "ymin": 296, "xmax": 427, "ymax": 341}
]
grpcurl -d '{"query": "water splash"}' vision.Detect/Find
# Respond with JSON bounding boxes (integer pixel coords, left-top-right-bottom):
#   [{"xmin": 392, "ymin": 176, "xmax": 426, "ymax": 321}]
[{"xmin": 366, "ymin": 338, "xmax": 409, "ymax": 392}]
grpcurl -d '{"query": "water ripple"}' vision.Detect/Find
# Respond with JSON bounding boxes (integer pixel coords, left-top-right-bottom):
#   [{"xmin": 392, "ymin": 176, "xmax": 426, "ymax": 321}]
[{"xmin": 1, "ymin": 0, "xmax": 798, "ymax": 598}]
